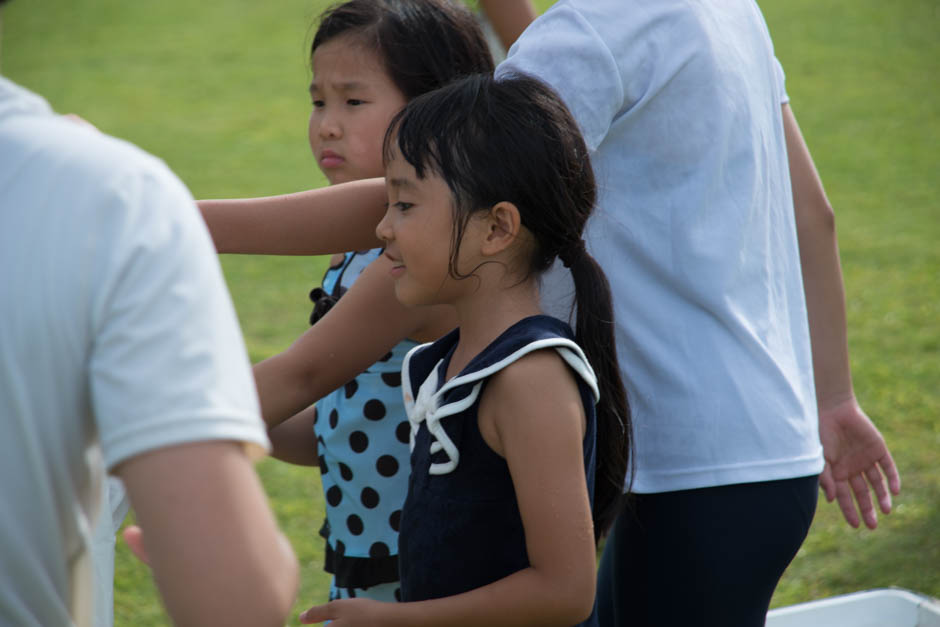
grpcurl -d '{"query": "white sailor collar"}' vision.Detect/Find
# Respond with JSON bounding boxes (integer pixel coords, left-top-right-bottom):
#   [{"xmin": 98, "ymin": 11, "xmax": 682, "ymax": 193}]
[{"xmin": 401, "ymin": 318, "xmax": 599, "ymax": 476}]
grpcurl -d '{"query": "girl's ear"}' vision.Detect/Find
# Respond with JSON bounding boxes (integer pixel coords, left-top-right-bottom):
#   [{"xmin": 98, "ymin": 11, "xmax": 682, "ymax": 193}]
[{"xmin": 480, "ymin": 201, "xmax": 522, "ymax": 257}]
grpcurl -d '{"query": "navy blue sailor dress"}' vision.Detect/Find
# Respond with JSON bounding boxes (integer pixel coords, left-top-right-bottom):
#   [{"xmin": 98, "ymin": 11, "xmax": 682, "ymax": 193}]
[{"xmin": 398, "ymin": 315, "xmax": 600, "ymax": 627}]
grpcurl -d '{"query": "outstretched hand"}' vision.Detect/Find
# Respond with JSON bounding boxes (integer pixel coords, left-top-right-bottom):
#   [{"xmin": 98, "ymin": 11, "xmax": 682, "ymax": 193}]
[
  {"xmin": 299, "ymin": 598, "xmax": 389, "ymax": 626},
  {"xmin": 818, "ymin": 397, "xmax": 901, "ymax": 529}
]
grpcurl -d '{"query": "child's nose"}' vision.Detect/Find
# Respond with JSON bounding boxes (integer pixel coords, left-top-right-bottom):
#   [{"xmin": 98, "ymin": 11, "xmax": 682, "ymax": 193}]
[
  {"xmin": 318, "ymin": 110, "xmax": 341, "ymax": 139},
  {"xmin": 375, "ymin": 208, "xmax": 393, "ymax": 242}
]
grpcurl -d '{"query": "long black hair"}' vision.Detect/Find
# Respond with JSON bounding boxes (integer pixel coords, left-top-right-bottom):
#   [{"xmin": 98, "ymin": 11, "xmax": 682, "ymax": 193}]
[
  {"xmin": 311, "ymin": 0, "xmax": 495, "ymax": 99},
  {"xmin": 385, "ymin": 73, "xmax": 632, "ymax": 541}
]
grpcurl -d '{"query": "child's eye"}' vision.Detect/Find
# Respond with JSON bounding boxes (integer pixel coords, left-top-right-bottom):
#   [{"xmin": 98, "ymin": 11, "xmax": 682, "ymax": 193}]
[
  {"xmin": 347, "ymin": 99, "xmax": 365, "ymax": 106},
  {"xmin": 311, "ymin": 99, "xmax": 325, "ymax": 108},
  {"xmin": 394, "ymin": 201, "xmax": 414, "ymax": 211}
]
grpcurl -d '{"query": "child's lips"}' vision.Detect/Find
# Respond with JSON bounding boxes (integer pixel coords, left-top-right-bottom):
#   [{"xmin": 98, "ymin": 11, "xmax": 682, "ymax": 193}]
[
  {"xmin": 319, "ymin": 150, "xmax": 344, "ymax": 168},
  {"xmin": 385, "ymin": 251, "xmax": 405, "ymax": 277}
]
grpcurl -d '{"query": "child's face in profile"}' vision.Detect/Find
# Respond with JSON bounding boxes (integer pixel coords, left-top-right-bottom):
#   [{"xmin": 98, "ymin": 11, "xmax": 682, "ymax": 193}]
[
  {"xmin": 377, "ymin": 148, "xmax": 483, "ymax": 309},
  {"xmin": 309, "ymin": 35, "xmax": 407, "ymax": 185}
]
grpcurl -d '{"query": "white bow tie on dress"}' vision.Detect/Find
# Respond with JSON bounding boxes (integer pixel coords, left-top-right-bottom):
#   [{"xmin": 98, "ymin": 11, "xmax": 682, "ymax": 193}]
[
  {"xmin": 401, "ymin": 337, "xmax": 600, "ymax": 477},
  {"xmin": 407, "ymin": 358, "xmax": 484, "ymax": 475}
]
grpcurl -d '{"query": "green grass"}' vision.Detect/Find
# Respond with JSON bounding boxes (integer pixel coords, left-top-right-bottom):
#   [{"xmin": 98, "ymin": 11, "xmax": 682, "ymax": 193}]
[
  {"xmin": 760, "ymin": 0, "xmax": 940, "ymax": 606},
  {"xmin": 2, "ymin": 0, "xmax": 937, "ymax": 623}
]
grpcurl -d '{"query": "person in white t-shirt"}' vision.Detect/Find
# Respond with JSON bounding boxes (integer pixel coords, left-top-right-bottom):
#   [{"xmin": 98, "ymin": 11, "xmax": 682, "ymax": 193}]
[
  {"xmin": 0, "ymin": 10, "xmax": 299, "ymax": 623},
  {"xmin": 496, "ymin": 0, "xmax": 901, "ymax": 625}
]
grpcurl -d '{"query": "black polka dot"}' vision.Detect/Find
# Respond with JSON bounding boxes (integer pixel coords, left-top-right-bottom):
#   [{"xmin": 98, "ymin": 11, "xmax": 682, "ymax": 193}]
[
  {"xmin": 389, "ymin": 509, "xmax": 401, "ymax": 532},
  {"xmin": 381, "ymin": 372, "xmax": 401, "ymax": 387},
  {"xmin": 326, "ymin": 485, "xmax": 342, "ymax": 507},
  {"xmin": 339, "ymin": 462, "xmax": 354, "ymax": 481},
  {"xmin": 344, "ymin": 380, "xmax": 359, "ymax": 399},
  {"xmin": 395, "ymin": 421, "xmax": 410, "ymax": 444},
  {"xmin": 335, "ymin": 540, "xmax": 346, "ymax": 556},
  {"xmin": 313, "ymin": 408, "xmax": 319, "ymax": 425},
  {"xmin": 394, "ymin": 588, "xmax": 401, "ymax": 602},
  {"xmin": 363, "ymin": 399, "xmax": 386, "ymax": 421},
  {"xmin": 318, "ymin": 455, "xmax": 328, "ymax": 475},
  {"xmin": 369, "ymin": 542, "xmax": 390, "ymax": 558},
  {"xmin": 349, "ymin": 431, "xmax": 369, "ymax": 453},
  {"xmin": 361, "ymin": 487, "xmax": 379, "ymax": 509},
  {"xmin": 329, "ymin": 409, "xmax": 339, "ymax": 429},
  {"xmin": 347, "ymin": 514, "xmax": 364, "ymax": 535},
  {"xmin": 376, "ymin": 455, "xmax": 399, "ymax": 477},
  {"xmin": 378, "ymin": 351, "xmax": 393, "ymax": 362}
]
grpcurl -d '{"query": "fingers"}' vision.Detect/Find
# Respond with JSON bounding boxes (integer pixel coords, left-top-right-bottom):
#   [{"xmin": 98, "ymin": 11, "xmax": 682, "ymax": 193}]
[
  {"xmin": 881, "ymin": 451, "xmax": 902, "ymax": 496},
  {"xmin": 849, "ymin": 473, "xmax": 878, "ymax": 530},
  {"xmin": 865, "ymin": 463, "xmax": 892, "ymax": 516},
  {"xmin": 834, "ymin": 479, "xmax": 860, "ymax": 529},
  {"xmin": 819, "ymin": 464, "xmax": 836, "ymax": 502},
  {"xmin": 831, "ymin": 461, "xmax": 902, "ymax": 531},
  {"xmin": 121, "ymin": 525, "xmax": 150, "ymax": 566},
  {"xmin": 298, "ymin": 603, "xmax": 333, "ymax": 625}
]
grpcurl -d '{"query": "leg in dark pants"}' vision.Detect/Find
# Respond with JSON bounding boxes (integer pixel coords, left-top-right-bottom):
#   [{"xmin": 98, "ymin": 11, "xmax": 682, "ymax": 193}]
[{"xmin": 597, "ymin": 475, "xmax": 818, "ymax": 627}]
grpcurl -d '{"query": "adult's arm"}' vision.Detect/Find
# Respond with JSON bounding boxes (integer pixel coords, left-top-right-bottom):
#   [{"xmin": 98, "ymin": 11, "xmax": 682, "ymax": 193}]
[
  {"xmin": 253, "ymin": 254, "xmax": 456, "ymax": 428},
  {"xmin": 478, "ymin": 0, "xmax": 538, "ymax": 51},
  {"xmin": 114, "ymin": 441, "xmax": 298, "ymax": 626},
  {"xmin": 199, "ymin": 178, "xmax": 386, "ymax": 255},
  {"xmin": 784, "ymin": 103, "xmax": 901, "ymax": 530}
]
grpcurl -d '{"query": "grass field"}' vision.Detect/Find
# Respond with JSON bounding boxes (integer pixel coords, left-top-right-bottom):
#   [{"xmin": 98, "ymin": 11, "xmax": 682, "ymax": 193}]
[{"xmin": 2, "ymin": 0, "xmax": 937, "ymax": 624}]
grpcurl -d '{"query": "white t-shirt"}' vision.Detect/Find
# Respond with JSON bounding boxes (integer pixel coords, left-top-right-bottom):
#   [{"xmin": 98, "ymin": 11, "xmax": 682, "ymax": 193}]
[
  {"xmin": 499, "ymin": 0, "xmax": 824, "ymax": 493},
  {"xmin": 0, "ymin": 76, "xmax": 268, "ymax": 626}
]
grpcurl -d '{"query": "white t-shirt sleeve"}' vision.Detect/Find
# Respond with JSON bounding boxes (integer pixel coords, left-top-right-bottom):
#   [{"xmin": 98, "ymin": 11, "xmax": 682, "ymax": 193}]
[
  {"xmin": 753, "ymin": 2, "xmax": 789, "ymax": 106},
  {"xmin": 88, "ymin": 157, "xmax": 268, "ymax": 470},
  {"xmin": 773, "ymin": 57, "xmax": 789, "ymax": 105},
  {"xmin": 497, "ymin": 5, "xmax": 624, "ymax": 152}
]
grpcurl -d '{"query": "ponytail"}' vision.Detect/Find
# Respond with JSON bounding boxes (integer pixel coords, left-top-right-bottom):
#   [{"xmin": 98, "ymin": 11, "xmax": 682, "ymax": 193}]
[{"xmin": 567, "ymin": 248, "xmax": 632, "ymax": 542}]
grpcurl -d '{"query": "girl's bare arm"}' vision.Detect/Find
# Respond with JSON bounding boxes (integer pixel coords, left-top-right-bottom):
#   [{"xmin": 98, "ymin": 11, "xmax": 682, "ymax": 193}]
[
  {"xmin": 479, "ymin": 0, "xmax": 538, "ymax": 50},
  {"xmin": 199, "ymin": 178, "xmax": 386, "ymax": 255},
  {"xmin": 268, "ymin": 405, "xmax": 320, "ymax": 465},
  {"xmin": 253, "ymin": 254, "xmax": 456, "ymax": 429}
]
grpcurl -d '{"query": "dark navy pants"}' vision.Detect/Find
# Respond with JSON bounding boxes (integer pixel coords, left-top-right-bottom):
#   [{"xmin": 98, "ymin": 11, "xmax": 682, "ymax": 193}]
[{"xmin": 597, "ymin": 475, "xmax": 818, "ymax": 627}]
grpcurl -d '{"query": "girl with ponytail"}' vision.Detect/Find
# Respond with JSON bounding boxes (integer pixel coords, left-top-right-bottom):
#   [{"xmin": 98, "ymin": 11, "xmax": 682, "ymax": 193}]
[{"xmin": 301, "ymin": 71, "xmax": 630, "ymax": 627}]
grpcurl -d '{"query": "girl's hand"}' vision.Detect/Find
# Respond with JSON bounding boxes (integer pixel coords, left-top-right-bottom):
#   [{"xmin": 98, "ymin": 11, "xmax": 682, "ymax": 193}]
[{"xmin": 298, "ymin": 598, "xmax": 388, "ymax": 625}]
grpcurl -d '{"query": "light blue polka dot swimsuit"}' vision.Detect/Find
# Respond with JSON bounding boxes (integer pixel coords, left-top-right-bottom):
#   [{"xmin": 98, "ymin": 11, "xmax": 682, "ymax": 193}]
[{"xmin": 311, "ymin": 249, "xmax": 415, "ymax": 601}]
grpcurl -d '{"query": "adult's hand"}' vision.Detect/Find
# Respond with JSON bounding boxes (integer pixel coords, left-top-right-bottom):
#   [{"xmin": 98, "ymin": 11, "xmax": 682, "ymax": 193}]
[{"xmin": 818, "ymin": 397, "xmax": 901, "ymax": 529}]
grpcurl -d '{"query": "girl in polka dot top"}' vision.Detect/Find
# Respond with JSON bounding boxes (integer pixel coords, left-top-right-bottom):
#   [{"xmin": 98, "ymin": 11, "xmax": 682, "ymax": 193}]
[{"xmin": 200, "ymin": 0, "xmax": 494, "ymax": 607}]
